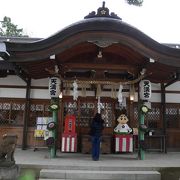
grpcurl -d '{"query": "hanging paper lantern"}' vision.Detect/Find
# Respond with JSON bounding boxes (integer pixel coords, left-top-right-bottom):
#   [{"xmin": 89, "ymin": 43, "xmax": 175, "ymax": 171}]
[
  {"xmin": 49, "ymin": 77, "xmax": 60, "ymax": 98},
  {"xmin": 139, "ymin": 80, "xmax": 151, "ymax": 100}
]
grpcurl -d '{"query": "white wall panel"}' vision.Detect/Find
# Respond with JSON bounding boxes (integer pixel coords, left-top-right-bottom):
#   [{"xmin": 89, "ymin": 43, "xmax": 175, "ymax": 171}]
[
  {"xmin": 31, "ymin": 78, "xmax": 48, "ymax": 86},
  {"xmin": 166, "ymin": 93, "xmax": 180, "ymax": 103},
  {"xmin": 30, "ymin": 89, "xmax": 50, "ymax": 99},
  {"xmin": 149, "ymin": 93, "xmax": 161, "ymax": 103},
  {"xmin": 0, "ymin": 88, "xmax": 26, "ymax": 98},
  {"xmin": 151, "ymin": 83, "xmax": 161, "ymax": 90},
  {"xmin": 0, "ymin": 76, "xmax": 180, "ymax": 103},
  {"xmin": 0, "ymin": 75, "xmax": 26, "ymax": 86},
  {"xmin": 166, "ymin": 81, "xmax": 180, "ymax": 90}
]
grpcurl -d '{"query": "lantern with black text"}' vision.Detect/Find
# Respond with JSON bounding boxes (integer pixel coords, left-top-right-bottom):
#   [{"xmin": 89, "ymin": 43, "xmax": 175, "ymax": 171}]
[
  {"xmin": 49, "ymin": 77, "xmax": 60, "ymax": 98},
  {"xmin": 139, "ymin": 80, "xmax": 151, "ymax": 100}
]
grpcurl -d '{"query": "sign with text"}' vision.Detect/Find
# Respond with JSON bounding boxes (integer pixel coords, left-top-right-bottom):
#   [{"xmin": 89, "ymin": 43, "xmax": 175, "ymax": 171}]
[
  {"xmin": 49, "ymin": 77, "xmax": 60, "ymax": 97},
  {"xmin": 139, "ymin": 80, "xmax": 151, "ymax": 100}
]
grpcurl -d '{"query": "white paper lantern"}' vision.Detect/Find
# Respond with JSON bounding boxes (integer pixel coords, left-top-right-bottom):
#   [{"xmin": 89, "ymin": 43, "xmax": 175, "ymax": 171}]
[
  {"xmin": 139, "ymin": 80, "xmax": 151, "ymax": 100},
  {"xmin": 49, "ymin": 77, "xmax": 60, "ymax": 98}
]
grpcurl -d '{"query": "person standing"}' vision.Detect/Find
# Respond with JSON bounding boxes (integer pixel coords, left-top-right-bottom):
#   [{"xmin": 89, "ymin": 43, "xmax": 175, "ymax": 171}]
[{"xmin": 90, "ymin": 113, "xmax": 104, "ymax": 161}]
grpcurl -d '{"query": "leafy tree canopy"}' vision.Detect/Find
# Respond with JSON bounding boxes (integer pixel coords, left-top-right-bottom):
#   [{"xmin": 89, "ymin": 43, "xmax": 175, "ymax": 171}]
[
  {"xmin": 126, "ymin": 0, "xmax": 143, "ymax": 6},
  {"xmin": 0, "ymin": 16, "xmax": 28, "ymax": 37}
]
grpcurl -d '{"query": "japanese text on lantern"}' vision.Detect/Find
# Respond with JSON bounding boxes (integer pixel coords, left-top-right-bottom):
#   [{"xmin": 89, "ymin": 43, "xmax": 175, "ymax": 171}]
[
  {"xmin": 49, "ymin": 77, "xmax": 60, "ymax": 97},
  {"xmin": 139, "ymin": 80, "xmax": 151, "ymax": 100}
]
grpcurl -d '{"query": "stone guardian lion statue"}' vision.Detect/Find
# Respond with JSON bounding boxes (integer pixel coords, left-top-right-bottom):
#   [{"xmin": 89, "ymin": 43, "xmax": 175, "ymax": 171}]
[{"xmin": 0, "ymin": 134, "xmax": 18, "ymax": 165}]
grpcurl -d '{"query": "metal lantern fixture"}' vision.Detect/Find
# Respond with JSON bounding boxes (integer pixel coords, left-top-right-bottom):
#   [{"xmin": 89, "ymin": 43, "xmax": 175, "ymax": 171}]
[
  {"xmin": 49, "ymin": 97, "xmax": 59, "ymax": 111},
  {"xmin": 141, "ymin": 104, "xmax": 149, "ymax": 114}
]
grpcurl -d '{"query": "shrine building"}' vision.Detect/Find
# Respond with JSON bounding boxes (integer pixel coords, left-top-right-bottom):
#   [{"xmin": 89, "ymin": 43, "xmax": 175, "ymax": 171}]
[{"xmin": 0, "ymin": 3, "xmax": 180, "ymax": 153}]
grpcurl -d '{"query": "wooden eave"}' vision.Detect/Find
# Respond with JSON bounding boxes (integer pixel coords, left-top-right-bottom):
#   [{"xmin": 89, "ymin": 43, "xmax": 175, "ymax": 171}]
[
  {"xmin": 4, "ymin": 18, "xmax": 180, "ymax": 66},
  {"xmin": 1, "ymin": 17, "xmax": 180, "ymax": 83}
]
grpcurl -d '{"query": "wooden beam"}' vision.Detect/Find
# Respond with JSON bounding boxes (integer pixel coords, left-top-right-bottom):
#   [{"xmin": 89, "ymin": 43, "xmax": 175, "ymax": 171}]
[
  {"xmin": 164, "ymin": 72, "xmax": 180, "ymax": 88},
  {"xmin": 12, "ymin": 63, "xmax": 29, "ymax": 83},
  {"xmin": 63, "ymin": 63, "xmax": 138, "ymax": 74}
]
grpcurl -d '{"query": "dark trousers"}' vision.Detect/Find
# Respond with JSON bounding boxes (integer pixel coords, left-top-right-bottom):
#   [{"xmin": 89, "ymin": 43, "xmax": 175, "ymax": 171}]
[{"xmin": 91, "ymin": 136, "xmax": 101, "ymax": 160}]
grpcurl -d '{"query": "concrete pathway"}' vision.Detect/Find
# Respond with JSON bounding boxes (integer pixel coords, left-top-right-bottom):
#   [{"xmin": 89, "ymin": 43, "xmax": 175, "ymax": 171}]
[{"xmin": 14, "ymin": 148, "xmax": 180, "ymax": 169}]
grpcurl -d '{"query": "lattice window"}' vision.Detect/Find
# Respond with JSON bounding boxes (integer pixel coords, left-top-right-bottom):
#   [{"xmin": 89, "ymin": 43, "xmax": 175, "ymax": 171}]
[
  {"xmin": 64, "ymin": 102, "xmax": 78, "ymax": 126},
  {"xmin": 132, "ymin": 104, "xmax": 161, "ymax": 129},
  {"xmin": 166, "ymin": 107, "xmax": 179, "ymax": 128},
  {"xmin": 11, "ymin": 103, "xmax": 25, "ymax": 125},
  {"xmin": 0, "ymin": 102, "xmax": 10, "ymax": 125},
  {"xmin": 3, "ymin": 103, "xmax": 11, "ymax": 110},
  {"xmin": 132, "ymin": 105, "xmax": 139, "ymax": 128},
  {"xmin": 133, "ymin": 106, "xmax": 138, "ymax": 122},
  {"xmin": 146, "ymin": 107, "xmax": 161, "ymax": 128},
  {"xmin": 64, "ymin": 102, "xmax": 78, "ymax": 116},
  {"xmin": 0, "ymin": 102, "xmax": 25, "ymax": 126},
  {"xmin": 101, "ymin": 102, "xmax": 113, "ymax": 127},
  {"xmin": 29, "ymin": 103, "xmax": 52, "ymax": 127},
  {"xmin": 79, "ymin": 102, "xmax": 95, "ymax": 127},
  {"xmin": 30, "ymin": 104, "xmax": 44, "ymax": 112},
  {"xmin": 0, "ymin": 100, "xmax": 52, "ymax": 127}
]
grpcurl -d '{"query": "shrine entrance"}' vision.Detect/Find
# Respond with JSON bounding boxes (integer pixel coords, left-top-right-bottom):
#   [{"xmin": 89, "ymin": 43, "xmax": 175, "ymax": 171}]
[
  {"xmin": 59, "ymin": 96, "xmax": 134, "ymax": 153},
  {"xmin": 1, "ymin": 2, "xmax": 180, "ymax": 155}
]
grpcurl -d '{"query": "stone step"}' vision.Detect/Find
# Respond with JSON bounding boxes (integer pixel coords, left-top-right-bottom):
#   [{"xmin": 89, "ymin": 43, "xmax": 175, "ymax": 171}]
[
  {"xmin": 39, "ymin": 179, "xmax": 68, "ymax": 180},
  {"xmin": 39, "ymin": 169, "xmax": 161, "ymax": 180},
  {"xmin": 39, "ymin": 179, "xmax": 63, "ymax": 180}
]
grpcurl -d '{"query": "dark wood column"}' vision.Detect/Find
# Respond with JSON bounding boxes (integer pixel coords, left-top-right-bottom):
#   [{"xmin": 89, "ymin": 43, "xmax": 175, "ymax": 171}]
[
  {"xmin": 22, "ymin": 78, "xmax": 31, "ymax": 150},
  {"xmin": 161, "ymin": 83, "xmax": 167, "ymax": 153}
]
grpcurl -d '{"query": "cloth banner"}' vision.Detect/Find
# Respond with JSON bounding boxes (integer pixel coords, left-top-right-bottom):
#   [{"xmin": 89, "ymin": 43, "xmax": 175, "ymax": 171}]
[
  {"xmin": 61, "ymin": 133, "xmax": 77, "ymax": 152},
  {"xmin": 115, "ymin": 134, "xmax": 133, "ymax": 152}
]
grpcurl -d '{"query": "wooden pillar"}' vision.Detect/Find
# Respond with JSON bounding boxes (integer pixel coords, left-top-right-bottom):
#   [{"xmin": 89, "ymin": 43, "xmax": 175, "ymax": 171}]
[
  {"xmin": 161, "ymin": 83, "xmax": 167, "ymax": 153},
  {"xmin": 22, "ymin": 78, "xmax": 31, "ymax": 150}
]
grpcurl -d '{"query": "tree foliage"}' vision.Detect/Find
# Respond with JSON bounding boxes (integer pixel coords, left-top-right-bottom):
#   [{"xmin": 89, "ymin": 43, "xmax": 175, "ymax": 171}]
[
  {"xmin": 0, "ymin": 16, "xmax": 28, "ymax": 37},
  {"xmin": 126, "ymin": 0, "xmax": 143, "ymax": 6}
]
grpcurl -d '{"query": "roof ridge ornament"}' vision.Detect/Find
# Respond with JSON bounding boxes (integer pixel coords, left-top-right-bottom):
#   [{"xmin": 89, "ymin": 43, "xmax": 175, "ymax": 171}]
[{"xmin": 84, "ymin": 1, "xmax": 122, "ymax": 20}]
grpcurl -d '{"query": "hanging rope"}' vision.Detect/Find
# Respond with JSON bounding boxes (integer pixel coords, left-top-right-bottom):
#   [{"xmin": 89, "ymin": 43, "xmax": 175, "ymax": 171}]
[{"xmin": 62, "ymin": 74, "xmax": 145, "ymax": 86}]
